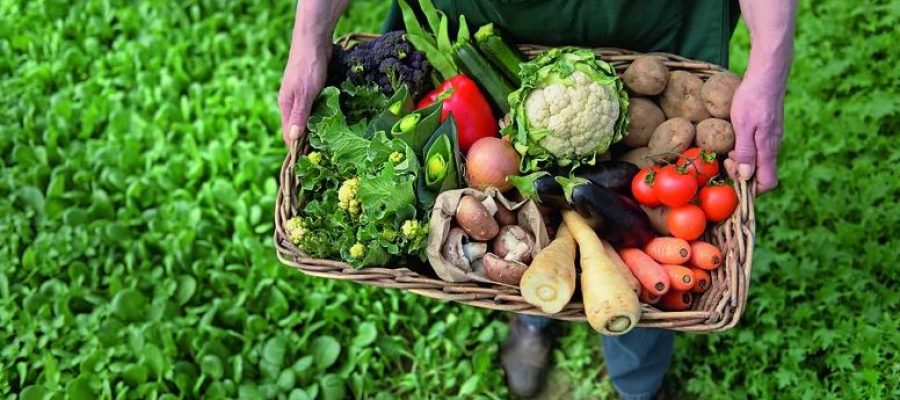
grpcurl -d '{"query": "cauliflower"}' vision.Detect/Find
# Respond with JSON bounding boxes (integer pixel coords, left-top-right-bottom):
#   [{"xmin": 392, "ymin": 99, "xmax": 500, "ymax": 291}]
[
  {"xmin": 389, "ymin": 151, "xmax": 404, "ymax": 164},
  {"xmin": 505, "ymin": 48, "xmax": 629, "ymax": 171},
  {"xmin": 284, "ymin": 217, "xmax": 306, "ymax": 245},
  {"xmin": 523, "ymin": 71, "xmax": 620, "ymax": 158},
  {"xmin": 337, "ymin": 177, "xmax": 361, "ymax": 216}
]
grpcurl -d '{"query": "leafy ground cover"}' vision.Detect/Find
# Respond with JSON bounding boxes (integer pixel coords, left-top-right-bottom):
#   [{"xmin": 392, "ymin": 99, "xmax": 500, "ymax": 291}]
[{"xmin": 1, "ymin": 0, "xmax": 897, "ymax": 399}]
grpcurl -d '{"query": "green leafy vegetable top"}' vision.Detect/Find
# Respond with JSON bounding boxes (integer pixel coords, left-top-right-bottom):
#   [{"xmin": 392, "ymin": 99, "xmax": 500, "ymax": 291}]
[{"xmin": 295, "ymin": 86, "xmax": 428, "ymax": 267}]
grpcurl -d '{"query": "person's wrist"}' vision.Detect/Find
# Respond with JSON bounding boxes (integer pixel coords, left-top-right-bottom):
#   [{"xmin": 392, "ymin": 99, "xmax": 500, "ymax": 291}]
[
  {"xmin": 741, "ymin": 63, "xmax": 788, "ymax": 98},
  {"xmin": 745, "ymin": 46, "xmax": 792, "ymax": 93},
  {"xmin": 287, "ymin": 32, "xmax": 331, "ymax": 65}
]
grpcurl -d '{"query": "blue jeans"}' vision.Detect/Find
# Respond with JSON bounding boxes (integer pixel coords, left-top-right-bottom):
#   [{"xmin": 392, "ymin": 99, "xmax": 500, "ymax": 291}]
[{"xmin": 518, "ymin": 315, "xmax": 674, "ymax": 400}]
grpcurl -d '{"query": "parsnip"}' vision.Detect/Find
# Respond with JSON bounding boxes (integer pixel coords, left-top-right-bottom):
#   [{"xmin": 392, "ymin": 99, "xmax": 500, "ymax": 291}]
[
  {"xmin": 562, "ymin": 210, "xmax": 641, "ymax": 335},
  {"xmin": 520, "ymin": 224, "xmax": 577, "ymax": 313},
  {"xmin": 601, "ymin": 240, "xmax": 641, "ymax": 295}
]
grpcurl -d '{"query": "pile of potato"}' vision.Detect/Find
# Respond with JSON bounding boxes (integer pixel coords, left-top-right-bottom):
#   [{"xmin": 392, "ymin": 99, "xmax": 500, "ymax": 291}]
[{"xmin": 618, "ymin": 56, "xmax": 740, "ymax": 166}]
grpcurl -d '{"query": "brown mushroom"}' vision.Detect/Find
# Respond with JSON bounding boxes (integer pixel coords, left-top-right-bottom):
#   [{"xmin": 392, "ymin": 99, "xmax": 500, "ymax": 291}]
[
  {"xmin": 455, "ymin": 195, "xmax": 499, "ymax": 241},
  {"xmin": 441, "ymin": 228, "xmax": 487, "ymax": 272},
  {"xmin": 462, "ymin": 241, "xmax": 488, "ymax": 263},
  {"xmin": 494, "ymin": 205, "xmax": 518, "ymax": 226},
  {"xmin": 482, "ymin": 253, "xmax": 529, "ymax": 286},
  {"xmin": 492, "ymin": 225, "xmax": 535, "ymax": 264}
]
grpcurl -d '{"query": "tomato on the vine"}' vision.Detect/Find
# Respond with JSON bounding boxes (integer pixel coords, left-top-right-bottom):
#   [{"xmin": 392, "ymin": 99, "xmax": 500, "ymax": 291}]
[
  {"xmin": 667, "ymin": 204, "xmax": 707, "ymax": 240},
  {"xmin": 631, "ymin": 167, "xmax": 661, "ymax": 207},
  {"xmin": 653, "ymin": 165, "xmax": 698, "ymax": 207},
  {"xmin": 699, "ymin": 183, "xmax": 738, "ymax": 222},
  {"xmin": 678, "ymin": 147, "xmax": 720, "ymax": 186}
]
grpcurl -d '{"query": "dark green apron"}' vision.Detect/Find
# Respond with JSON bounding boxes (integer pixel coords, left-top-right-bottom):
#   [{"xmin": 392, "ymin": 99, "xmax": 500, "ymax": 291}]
[{"xmin": 382, "ymin": 0, "xmax": 740, "ymax": 67}]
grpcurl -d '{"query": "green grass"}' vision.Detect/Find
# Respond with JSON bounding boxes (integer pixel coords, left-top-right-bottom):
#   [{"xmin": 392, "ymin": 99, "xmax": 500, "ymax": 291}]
[{"xmin": 1, "ymin": 0, "xmax": 898, "ymax": 399}]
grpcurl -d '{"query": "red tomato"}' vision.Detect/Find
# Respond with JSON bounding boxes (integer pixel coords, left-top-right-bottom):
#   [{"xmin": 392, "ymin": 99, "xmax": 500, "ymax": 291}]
[
  {"xmin": 631, "ymin": 167, "xmax": 661, "ymax": 207},
  {"xmin": 699, "ymin": 184, "xmax": 739, "ymax": 222},
  {"xmin": 678, "ymin": 148, "xmax": 720, "ymax": 186},
  {"xmin": 653, "ymin": 165, "xmax": 698, "ymax": 207},
  {"xmin": 667, "ymin": 204, "xmax": 707, "ymax": 240}
]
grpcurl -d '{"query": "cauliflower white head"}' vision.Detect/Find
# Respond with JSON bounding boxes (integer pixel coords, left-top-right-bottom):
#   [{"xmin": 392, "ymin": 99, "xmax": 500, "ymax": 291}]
[
  {"xmin": 505, "ymin": 48, "xmax": 629, "ymax": 172},
  {"xmin": 523, "ymin": 70, "xmax": 620, "ymax": 158}
]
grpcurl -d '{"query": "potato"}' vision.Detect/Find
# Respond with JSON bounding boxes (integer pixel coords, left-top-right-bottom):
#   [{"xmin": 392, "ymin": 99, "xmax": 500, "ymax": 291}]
[
  {"xmin": 618, "ymin": 147, "xmax": 654, "ymax": 169},
  {"xmin": 701, "ymin": 71, "xmax": 741, "ymax": 118},
  {"xmin": 648, "ymin": 117, "xmax": 695, "ymax": 159},
  {"xmin": 623, "ymin": 98, "xmax": 666, "ymax": 147},
  {"xmin": 660, "ymin": 71, "xmax": 710, "ymax": 122},
  {"xmin": 696, "ymin": 118, "xmax": 736, "ymax": 154},
  {"xmin": 623, "ymin": 56, "xmax": 669, "ymax": 96}
]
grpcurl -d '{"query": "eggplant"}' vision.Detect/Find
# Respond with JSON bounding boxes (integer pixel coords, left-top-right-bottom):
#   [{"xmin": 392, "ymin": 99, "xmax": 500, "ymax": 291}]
[
  {"xmin": 507, "ymin": 172, "xmax": 568, "ymax": 209},
  {"xmin": 575, "ymin": 161, "xmax": 640, "ymax": 194},
  {"xmin": 557, "ymin": 177, "xmax": 655, "ymax": 248}
]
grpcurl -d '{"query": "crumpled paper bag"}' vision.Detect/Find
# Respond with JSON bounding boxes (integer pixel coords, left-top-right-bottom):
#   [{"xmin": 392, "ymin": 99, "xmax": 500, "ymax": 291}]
[{"xmin": 426, "ymin": 187, "xmax": 550, "ymax": 284}]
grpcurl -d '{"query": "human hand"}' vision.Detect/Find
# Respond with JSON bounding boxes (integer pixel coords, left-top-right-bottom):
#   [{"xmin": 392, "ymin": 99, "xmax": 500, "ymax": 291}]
[
  {"xmin": 725, "ymin": 73, "xmax": 786, "ymax": 193},
  {"xmin": 278, "ymin": 37, "xmax": 331, "ymax": 144}
]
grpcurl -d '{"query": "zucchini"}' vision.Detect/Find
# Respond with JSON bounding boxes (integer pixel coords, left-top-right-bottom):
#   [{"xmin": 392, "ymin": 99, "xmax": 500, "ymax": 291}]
[
  {"xmin": 474, "ymin": 23, "xmax": 526, "ymax": 86},
  {"xmin": 453, "ymin": 41, "xmax": 515, "ymax": 114}
]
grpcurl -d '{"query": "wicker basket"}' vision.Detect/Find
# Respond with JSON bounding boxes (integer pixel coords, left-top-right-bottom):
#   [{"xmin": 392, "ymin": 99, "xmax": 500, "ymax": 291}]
[{"xmin": 275, "ymin": 33, "xmax": 756, "ymax": 332}]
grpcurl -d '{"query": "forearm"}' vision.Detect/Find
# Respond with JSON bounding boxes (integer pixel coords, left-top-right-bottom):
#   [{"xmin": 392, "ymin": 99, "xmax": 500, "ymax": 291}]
[
  {"xmin": 288, "ymin": 0, "xmax": 349, "ymax": 60},
  {"xmin": 738, "ymin": 0, "xmax": 797, "ymax": 92}
]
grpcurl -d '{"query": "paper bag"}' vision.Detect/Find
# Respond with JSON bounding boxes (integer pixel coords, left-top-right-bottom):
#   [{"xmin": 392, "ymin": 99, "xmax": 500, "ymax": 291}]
[{"xmin": 426, "ymin": 187, "xmax": 550, "ymax": 284}]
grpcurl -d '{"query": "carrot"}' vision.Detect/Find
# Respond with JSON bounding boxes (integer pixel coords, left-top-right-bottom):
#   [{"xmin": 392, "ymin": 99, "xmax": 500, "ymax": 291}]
[
  {"xmin": 601, "ymin": 240, "xmax": 641, "ymax": 295},
  {"xmin": 562, "ymin": 210, "xmax": 641, "ymax": 335},
  {"xmin": 639, "ymin": 288, "xmax": 660, "ymax": 305},
  {"xmin": 689, "ymin": 240, "xmax": 722, "ymax": 270},
  {"xmin": 690, "ymin": 267, "xmax": 711, "ymax": 293},
  {"xmin": 662, "ymin": 264, "xmax": 694, "ymax": 291},
  {"xmin": 644, "ymin": 237, "xmax": 691, "ymax": 264},
  {"xmin": 520, "ymin": 224, "xmax": 577, "ymax": 314},
  {"xmin": 659, "ymin": 290, "xmax": 693, "ymax": 311},
  {"xmin": 618, "ymin": 248, "xmax": 670, "ymax": 296}
]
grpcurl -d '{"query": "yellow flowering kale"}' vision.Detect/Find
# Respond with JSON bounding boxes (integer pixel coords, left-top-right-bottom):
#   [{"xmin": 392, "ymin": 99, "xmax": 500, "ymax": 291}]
[
  {"xmin": 338, "ymin": 177, "xmax": 361, "ymax": 216},
  {"xmin": 349, "ymin": 243, "xmax": 366, "ymax": 259},
  {"xmin": 293, "ymin": 86, "xmax": 430, "ymax": 268},
  {"xmin": 284, "ymin": 217, "xmax": 306, "ymax": 245},
  {"xmin": 307, "ymin": 151, "xmax": 323, "ymax": 166}
]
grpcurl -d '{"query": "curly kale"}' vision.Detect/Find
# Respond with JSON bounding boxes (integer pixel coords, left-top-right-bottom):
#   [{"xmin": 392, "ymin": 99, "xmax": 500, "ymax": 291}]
[{"xmin": 331, "ymin": 31, "xmax": 432, "ymax": 99}]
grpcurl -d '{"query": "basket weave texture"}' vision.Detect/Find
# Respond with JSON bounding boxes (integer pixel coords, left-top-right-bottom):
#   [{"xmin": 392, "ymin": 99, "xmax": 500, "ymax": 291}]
[{"xmin": 275, "ymin": 33, "xmax": 757, "ymax": 332}]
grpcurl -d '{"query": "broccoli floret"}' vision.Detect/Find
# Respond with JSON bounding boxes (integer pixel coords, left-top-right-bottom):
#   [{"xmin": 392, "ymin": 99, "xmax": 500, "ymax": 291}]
[
  {"xmin": 349, "ymin": 242, "xmax": 366, "ymax": 259},
  {"xmin": 334, "ymin": 31, "xmax": 432, "ymax": 98},
  {"xmin": 338, "ymin": 177, "xmax": 361, "ymax": 216},
  {"xmin": 389, "ymin": 151, "xmax": 404, "ymax": 164}
]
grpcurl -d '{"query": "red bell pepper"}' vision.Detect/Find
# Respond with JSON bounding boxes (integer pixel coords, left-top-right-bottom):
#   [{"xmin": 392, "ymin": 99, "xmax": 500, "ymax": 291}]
[{"xmin": 417, "ymin": 74, "xmax": 497, "ymax": 153}]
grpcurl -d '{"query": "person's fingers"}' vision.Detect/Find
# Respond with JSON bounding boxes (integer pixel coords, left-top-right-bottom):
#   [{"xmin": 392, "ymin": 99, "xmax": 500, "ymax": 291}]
[
  {"xmin": 288, "ymin": 90, "xmax": 315, "ymax": 142},
  {"xmin": 723, "ymin": 158, "xmax": 737, "ymax": 181},
  {"xmin": 754, "ymin": 128, "xmax": 783, "ymax": 193},
  {"xmin": 278, "ymin": 91, "xmax": 294, "ymax": 144},
  {"xmin": 728, "ymin": 126, "xmax": 757, "ymax": 181},
  {"xmin": 729, "ymin": 109, "xmax": 758, "ymax": 182}
]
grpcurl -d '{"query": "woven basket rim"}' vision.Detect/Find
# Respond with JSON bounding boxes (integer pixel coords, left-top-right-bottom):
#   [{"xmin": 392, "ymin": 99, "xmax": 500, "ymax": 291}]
[{"xmin": 274, "ymin": 33, "xmax": 756, "ymax": 333}]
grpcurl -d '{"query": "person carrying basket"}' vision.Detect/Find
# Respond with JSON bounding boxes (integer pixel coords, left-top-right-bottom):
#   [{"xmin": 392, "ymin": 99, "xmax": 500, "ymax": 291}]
[{"xmin": 278, "ymin": 0, "xmax": 795, "ymax": 397}]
